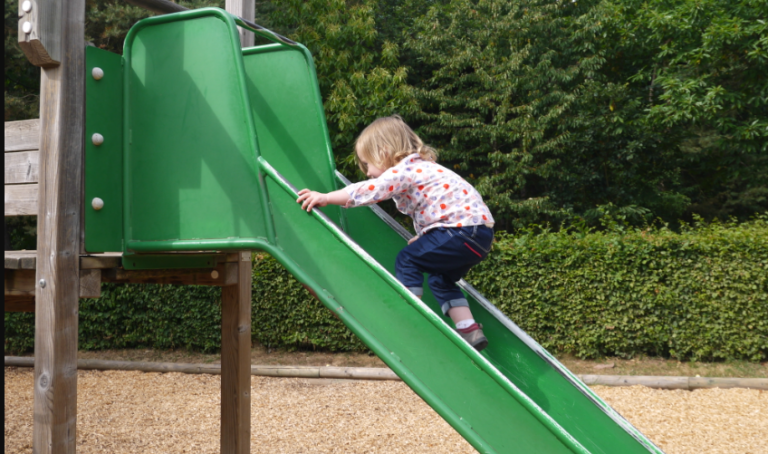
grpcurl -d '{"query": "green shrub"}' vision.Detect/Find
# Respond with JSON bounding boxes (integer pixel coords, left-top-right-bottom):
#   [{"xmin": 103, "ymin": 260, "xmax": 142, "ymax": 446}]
[
  {"xmin": 5, "ymin": 216, "xmax": 766, "ymax": 361},
  {"xmin": 470, "ymin": 216, "xmax": 768, "ymax": 361}
]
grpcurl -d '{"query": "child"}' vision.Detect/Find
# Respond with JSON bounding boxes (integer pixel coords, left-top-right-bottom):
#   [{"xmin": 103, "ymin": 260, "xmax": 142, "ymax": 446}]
[{"xmin": 297, "ymin": 115, "xmax": 495, "ymax": 351}]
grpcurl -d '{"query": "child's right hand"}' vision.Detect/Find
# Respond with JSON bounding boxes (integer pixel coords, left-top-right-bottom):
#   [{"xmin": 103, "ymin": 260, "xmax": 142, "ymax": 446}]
[{"xmin": 297, "ymin": 189, "xmax": 328, "ymax": 212}]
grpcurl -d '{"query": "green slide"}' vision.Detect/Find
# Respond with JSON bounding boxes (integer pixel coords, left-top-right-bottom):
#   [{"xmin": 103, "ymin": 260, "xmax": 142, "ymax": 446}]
[{"xmin": 83, "ymin": 8, "xmax": 664, "ymax": 453}]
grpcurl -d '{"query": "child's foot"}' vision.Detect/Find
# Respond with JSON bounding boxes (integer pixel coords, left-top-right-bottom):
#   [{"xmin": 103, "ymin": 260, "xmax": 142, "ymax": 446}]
[{"xmin": 457, "ymin": 323, "xmax": 488, "ymax": 351}]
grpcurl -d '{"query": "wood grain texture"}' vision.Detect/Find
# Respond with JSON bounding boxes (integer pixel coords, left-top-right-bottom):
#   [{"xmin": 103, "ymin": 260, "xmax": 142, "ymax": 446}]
[
  {"xmin": 4, "ymin": 250, "xmax": 38, "ymax": 269},
  {"xmin": 33, "ymin": 0, "xmax": 85, "ymax": 451},
  {"xmin": 4, "ymin": 295, "xmax": 35, "ymax": 312},
  {"xmin": 101, "ymin": 261, "xmax": 237, "ymax": 286},
  {"xmin": 78, "ymin": 269, "xmax": 101, "ymax": 298},
  {"xmin": 5, "ymin": 269, "xmax": 36, "ymax": 296},
  {"xmin": 5, "ymin": 150, "xmax": 40, "ymax": 184},
  {"xmin": 5, "ymin": 119, "xmax": 41, "ymax": 152},
  {"xmin": 5, "ymin": 184, "xmax": 38, "ymax": 216},
  {"xmin": 221, "ymin": 251, "xmax": 252, "ymax": 454},
  {"xmin": 18, "ymin": 0, "xmax": 60, "ymax": 67}
]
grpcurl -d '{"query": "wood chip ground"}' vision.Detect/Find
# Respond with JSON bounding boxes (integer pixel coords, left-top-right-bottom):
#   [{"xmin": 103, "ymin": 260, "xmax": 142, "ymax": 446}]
[{"xmin": 5, "ymin": 367, "xmax": 767, "ymax": 453}]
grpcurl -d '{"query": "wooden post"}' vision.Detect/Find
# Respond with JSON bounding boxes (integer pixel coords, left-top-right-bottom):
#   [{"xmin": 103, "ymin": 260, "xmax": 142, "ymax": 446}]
[
  {"xmin": 18, "ymin": 0, "xmax": 61, "ymax": 68},
  {"xmin": 30, "ymin": 0, "xmax": 85, "ymax": 452},
  {"xmin": 226, "ymin": 0, "xmax": 255, "ymax": 48},
  {"xmin": 220, "ymin": 251, "xmax": 252, "ymax": 454}
]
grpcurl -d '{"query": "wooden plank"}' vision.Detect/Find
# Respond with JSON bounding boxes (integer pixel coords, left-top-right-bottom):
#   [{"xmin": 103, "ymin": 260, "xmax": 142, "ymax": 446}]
[
  {"xmin": 5, "ymin": 150, "xmax": 40, "ymax": 184},
  {"xmin": 79, "ymin": 253, "xmax": 122, "ymax": 270},
  {"xmin": 100, "ymin": 261, "xmax": 237, "ymax": 286},
  {"xmin": 33, "ymin": 0, "xmax": 84, "ymax": 451},
  {"xmin": 4, "ymin": 250, "xmax": 38, "ymax": 270},
  {"xmin": 221, "ymin": 251, "xmax": 252, "ymax": 454},
  {"xmin": 5, "ymin": 184, "xmax": 39, "ymax": 216},
  {"xmin": 226, "ymin": 0, "xmax": 255, "ymax": 48},
  {"xmin": 4, "ymin": 295, "xmax": 35, "ymax": 312},
  {"xmin": 5, "ymin": 269, "xmax": 36, "ymax": 296},
  {"xmin": 79, "ymin": 269, "xmax": 101, "ymax": 298},
  {"xmin": 18, "ymin": 0, "xmax": 60, "ymax": 67},
  {"xmin": 5, "ymin": 119, "xmax": 41, "ymax": 152}
]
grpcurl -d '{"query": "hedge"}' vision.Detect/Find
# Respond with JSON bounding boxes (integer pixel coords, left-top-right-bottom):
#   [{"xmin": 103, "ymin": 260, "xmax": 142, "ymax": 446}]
[
  {"xmin": 470, "ymin": 216, "xmax": 768, "ymax": 361},
  {"xmin": 5, "ymin": 216, "xmax": 767, "ymax": 361}
]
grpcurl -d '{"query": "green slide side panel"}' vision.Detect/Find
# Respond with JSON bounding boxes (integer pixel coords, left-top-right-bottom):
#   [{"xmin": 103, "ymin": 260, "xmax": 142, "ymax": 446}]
[
  {"xmin": 242, "ymin": 44, "xmax": 343, "ymax": 228},
  {"xmin": 259, "ymin": 159, "xmax": 588, "ymax": 454},
  {"xmin": 122, "ymin": 9, "xmax": 269, "ymax": 250},
  {"xmin": 336, "ymin": 175, "xmax": 664, "ymax": 454},
  {"xmin": 85, "ymin": 46, "xmax": 124, "ymax": 252}
]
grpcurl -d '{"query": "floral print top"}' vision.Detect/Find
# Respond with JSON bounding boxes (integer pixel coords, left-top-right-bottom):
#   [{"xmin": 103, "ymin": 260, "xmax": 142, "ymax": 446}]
[{"xmin": 344, "ymin": 153, "xmax": 495, "ymax": 235}]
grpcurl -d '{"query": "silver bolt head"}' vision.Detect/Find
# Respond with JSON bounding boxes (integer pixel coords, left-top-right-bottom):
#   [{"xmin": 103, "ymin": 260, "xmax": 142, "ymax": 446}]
[
  {"xmin": 22, "ymin": 1, "xmax": 32, "ymax": 12},
  {"xmin": 22, "ymin": 21, "xmax": 32, "ymax": 34},
  {"xmin": 92, "ymin": 67, "xmax": 104, "ymax": 80},
  {"xmin": 92, "ymin": 197, "xmax": 104, "ymax": 211},
  {"xmin": 39, "ymin": 279, "xmax": 46, "ymax": 288},
  {"xmin": 92, "ymin": 133, "xmax": 104, "ymax": 146}
]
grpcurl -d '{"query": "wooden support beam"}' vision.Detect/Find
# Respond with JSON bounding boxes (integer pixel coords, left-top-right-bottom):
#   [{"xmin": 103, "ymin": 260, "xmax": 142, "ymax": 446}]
[
  {"xmin": 4, "ymin": 250, "xmax": 38, "ymax": 270},
  {"xmin": 5, "ymin": 268, "xmax": 36, "ymax": 297},
  {"xmin": 221, "ymin": 251, "xmax": 252, "ymax": 454},
  {"xmin": 5, "ymin": 295, "xmax": 35, "ymax": 312},
  {"xmin": 101, "ymin": 261, "xmax": 238, "ymax": 286},
  {"xmin": 32, "ymin": 0, "xmax": 84, "ymax": 451},
  {"xmin": 18, "ymin": 0, "xmax": 61, "ymax": 67},
  {"xmin": 78, "ymin": 269, "xmax": 101, "ymax": 299}
]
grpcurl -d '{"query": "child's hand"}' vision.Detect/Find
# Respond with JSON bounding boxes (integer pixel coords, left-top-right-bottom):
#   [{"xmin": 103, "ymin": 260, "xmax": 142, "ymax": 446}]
[
  {"xmin": 297, "ymin": 189, "xmax": 328, "ymax": 212},
  {"xmin": 408, "ymin": 235, "xmax": 420, "ymax": 245}
]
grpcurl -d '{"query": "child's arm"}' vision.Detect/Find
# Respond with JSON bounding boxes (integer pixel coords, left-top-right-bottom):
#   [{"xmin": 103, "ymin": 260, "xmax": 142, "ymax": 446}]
[{"xmin": 296, "ymin": 188, "xmax": 351, "ymax": 212}]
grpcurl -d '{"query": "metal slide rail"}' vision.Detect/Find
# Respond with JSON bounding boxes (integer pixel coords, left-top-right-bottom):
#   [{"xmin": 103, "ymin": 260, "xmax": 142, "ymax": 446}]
[
  {"xmin": 124, "ymin": 0, "xmax": 298, "ymax": 46},
  {"xmin": 335, "ymin": 170, "xmax": 663, "ymax": 453}
]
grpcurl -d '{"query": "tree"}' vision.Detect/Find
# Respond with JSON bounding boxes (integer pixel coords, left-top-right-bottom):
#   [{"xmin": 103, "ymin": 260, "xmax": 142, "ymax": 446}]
[
  {"xmin": 606, "ymin": 0, "xmax": 768, "ymax": 220},
  {"xmin": 406, "ymin": 0, "xmax": 678, "ymax": 229},
  {"xmin": 257, "ymin": 0, "xmax": 417, "ymax": 174}
]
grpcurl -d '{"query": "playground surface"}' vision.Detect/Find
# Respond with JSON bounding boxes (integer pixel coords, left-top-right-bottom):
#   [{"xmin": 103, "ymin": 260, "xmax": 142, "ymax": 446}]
[{"xmin": 5, "ymin": 367, "xmax": 767, "ymax": 454}]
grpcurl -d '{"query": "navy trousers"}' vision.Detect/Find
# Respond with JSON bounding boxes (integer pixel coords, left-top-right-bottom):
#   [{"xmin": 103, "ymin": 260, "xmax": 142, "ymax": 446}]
[{"xmin": 395, "ymin": 225, "xmax": 493, "ymax": 315}]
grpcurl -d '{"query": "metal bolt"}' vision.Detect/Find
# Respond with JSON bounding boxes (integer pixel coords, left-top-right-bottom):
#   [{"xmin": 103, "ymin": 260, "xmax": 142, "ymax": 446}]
[
  {"xmin": 91, "ymin": 133, "xmax": 104, "ymax": 146},
  {"xmin": 22, "ymin": 1, "xmax": 32, "ymax": 13},
  {"xmin": 92, "ymin": 197, "xmax": 104, "ymax": 211},
  {"xmin": 92, "ymin": 67, "xmax": 104, "ymax": 80},
  {"xmin": 22, "ymin": 21, "xmax": 32, "ymax": 34},
  {"xmin": 39, "ymin": 279, "xmax": 46, "ymax": 288},
  {"xmin": 211, "ymin": 270, "xmax": 219, "ymax": 279}
]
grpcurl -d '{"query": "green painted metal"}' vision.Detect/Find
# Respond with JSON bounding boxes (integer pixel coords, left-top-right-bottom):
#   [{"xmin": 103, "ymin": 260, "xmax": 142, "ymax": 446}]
[
  {"xmin": 84, "ymin": 8, "xmax": 664, "ymax": 452},
  {"xmin": 241, "ymin": 44, "xmax": 344, "ymax": 229},
  {"xmin": 84, "ymin": 46, "xmax": 124, "ymax": 252},
  {"xmin": 335, "ymin": 176, "xmax": 663, "ymax": 454},
  {"xmin": 259, "ymin": 158, "xmax": 587, "ymax": 454},
  {"xmin": 122, "ymin": 9, "xmax": 271, "ymax": 252}
]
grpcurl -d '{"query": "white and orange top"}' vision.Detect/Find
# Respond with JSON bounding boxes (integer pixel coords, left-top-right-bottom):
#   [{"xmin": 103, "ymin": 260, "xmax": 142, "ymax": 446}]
[{"xmin": 344, "ymin": 153, "xmax": 495, "ymax": 235}]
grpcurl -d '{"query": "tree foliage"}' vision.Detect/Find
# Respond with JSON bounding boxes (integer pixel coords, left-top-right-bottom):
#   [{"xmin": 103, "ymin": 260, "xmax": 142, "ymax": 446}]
[
  {"xmin": 257, "ymin": 0, "xmax": 417, "ymax": 175},
  {"xmin": 3, "ymin": 0, "xmax": 766, "ymax": 229},
  {"xmin": 605, "ymin": 0, "xmax": 768, "ymax": 221}
]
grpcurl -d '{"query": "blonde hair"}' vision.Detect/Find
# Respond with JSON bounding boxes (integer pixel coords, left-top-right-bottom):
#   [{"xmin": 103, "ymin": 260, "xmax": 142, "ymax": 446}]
[{"xmin": 354, "ymin": 115, "xmax": 437, "ymax": 173}]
